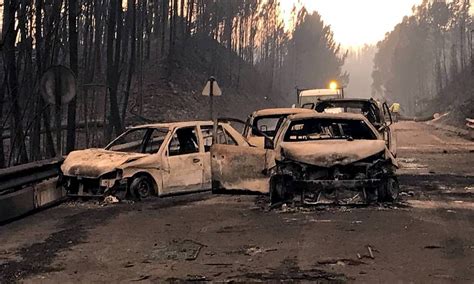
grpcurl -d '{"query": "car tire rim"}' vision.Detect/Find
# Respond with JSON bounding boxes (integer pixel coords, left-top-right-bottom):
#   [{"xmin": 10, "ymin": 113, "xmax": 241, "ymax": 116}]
[{"xmin": 137, "ymin": 180, "xmax": 150, "ymax": 198}]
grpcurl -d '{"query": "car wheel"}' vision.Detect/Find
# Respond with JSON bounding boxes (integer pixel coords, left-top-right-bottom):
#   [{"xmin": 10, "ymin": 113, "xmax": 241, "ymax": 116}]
[
  {"xmin": 378, "ymin": 177, "xmax": 399, "ymax": 202},
  {"xmin": 130, "ymin": 176, "xmax": 154, "ymax": 200},
  {"xmin": 211, "ymin": 180, "xmax": 222, "ymax": 194},
  {"xmin": 270, "ymin": 175, "xmax": 291, "ymax": 204}
]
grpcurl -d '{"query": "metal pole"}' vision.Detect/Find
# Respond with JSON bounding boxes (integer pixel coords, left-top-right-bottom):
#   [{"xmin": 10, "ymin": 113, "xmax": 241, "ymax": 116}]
[
  {"xmin": 209, "ymin": 77, "xmax": 215, "ymax": 121},
  {"xmin": 209, "ymin": 77, "xmax": 218, "ymax": 143},
  {"xmin": 54, "ymin": 69, "xmax": 62, "ymax": 156}
]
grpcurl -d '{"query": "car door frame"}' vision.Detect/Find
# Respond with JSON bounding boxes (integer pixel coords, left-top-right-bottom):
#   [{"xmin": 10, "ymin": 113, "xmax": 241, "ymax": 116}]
[
  {"xmin": 382, "ymin": 102, "xmax": 397, "ymax": 157},
  {"xmin": 210, "ymin": 120, "xmax": 274, "ymax": 194},
  {"xmin": 160, "ymin": 125, "xmax": 206, "ymax": 195},
  {"xmin": 199, "ymin": 122, "xmax": 250, "ymax": 190}
]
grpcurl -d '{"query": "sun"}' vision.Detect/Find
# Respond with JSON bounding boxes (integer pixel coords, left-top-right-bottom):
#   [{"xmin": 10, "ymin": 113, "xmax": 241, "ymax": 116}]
[{"xmin": 279, "ymin": 0, "xmax": 423, "ymax": 48}]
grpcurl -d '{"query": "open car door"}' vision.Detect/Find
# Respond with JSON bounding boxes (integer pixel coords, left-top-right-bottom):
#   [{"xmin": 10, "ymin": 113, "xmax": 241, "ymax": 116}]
[
  {"xmin": 211, "ymin": 120, "xmax": 274, "ymax": 194},
  {"xmin": 382, "ymin": 102, "xmax": 397, "ymax": 157}
]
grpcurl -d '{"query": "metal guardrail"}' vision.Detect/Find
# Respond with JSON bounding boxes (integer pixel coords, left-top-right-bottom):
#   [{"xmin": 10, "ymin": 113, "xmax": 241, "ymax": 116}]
[
  {"xmin": 0, "ymin": 158, "xmax": 65, "ymax": 223},
  {"xmin": 466, "ymin": 118, "xmax": 474, "ymax": 129},
  {"xmin": 467, "ymin": 118, "xmax": 474, "ymax": 140}
]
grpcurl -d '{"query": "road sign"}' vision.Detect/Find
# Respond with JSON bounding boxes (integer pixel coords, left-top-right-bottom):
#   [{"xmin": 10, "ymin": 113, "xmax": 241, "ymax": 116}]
[
  {"xmin": 202, "ymin": 77, "xmax": 222, "ymax": 97},
  {"xmin": 40, "ymin": 65, "xmax": 77, "ymax": 105}
]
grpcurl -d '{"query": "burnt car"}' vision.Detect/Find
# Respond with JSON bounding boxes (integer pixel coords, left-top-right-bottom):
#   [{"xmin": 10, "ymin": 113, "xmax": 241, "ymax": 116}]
[
  {"xmin": 211, "ymin": 112, "xmax": 398, "ymax": 204},
  {"xmin": 313, "ymin": 98, "xmax": 397, "ymax": 157},
  {"xmin": 61, "ymin": 121, "xmax": 247, "ymax": 198},
  {"xmin": 242, "ymin": 108, "xmax": 314, "ymax": 148}
]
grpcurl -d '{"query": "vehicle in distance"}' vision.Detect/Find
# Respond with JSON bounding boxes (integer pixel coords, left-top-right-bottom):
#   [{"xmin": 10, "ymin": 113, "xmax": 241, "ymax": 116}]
[{"xmin": 297, "ymin": 88, "xmax": 342, "ymax": 108}]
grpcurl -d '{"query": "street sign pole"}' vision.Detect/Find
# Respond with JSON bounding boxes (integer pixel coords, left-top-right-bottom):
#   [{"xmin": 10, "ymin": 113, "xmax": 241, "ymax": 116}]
[
  {"xmin": 209, "ymin": 76, "xmax": 215, "ymax": 121},
  {"xmin": 54, "ymin": 68, "xmax": 62, "ymax": 155},
  {"xmin": 201, "ymin": 76, "xmax": 221, "ymax": 143},
  {"xmin": 209, "ymin": 77, "xmax": 217, "ymax": 141}
]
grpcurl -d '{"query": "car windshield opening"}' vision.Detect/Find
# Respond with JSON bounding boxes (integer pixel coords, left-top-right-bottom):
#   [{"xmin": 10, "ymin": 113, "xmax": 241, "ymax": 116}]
[
  {"xmin": 253, "ymin": 115, "xmax": 288, "ymax": 138},
  {"xmin": 315, "ymin": 102, "xmax": 381, "ymax": 125},
  {"xmin": 283, "ymin": 118, "xmax": 376, "ymax": 142},
  {"xmin": 106, "ymin": 128, "xmax": 168, "ymax": 153}
]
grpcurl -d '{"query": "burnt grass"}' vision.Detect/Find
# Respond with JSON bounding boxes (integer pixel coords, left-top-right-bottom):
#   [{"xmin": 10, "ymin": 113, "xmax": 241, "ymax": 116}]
[{"xmin": 0, "ymin": 206, "xmax": 124, "ymax": 283}]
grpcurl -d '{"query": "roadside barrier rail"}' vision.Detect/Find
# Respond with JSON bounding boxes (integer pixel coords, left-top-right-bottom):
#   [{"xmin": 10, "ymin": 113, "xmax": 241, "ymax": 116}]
[{"xmin": 0, "ymin": 158, "xmax": 64, "ymax": 223}]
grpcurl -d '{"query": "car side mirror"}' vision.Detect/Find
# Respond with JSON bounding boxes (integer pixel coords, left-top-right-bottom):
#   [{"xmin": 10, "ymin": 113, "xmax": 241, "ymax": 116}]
[{"xmin": 264, "ymin": 136, "xmax": 274, "ymax": 150}]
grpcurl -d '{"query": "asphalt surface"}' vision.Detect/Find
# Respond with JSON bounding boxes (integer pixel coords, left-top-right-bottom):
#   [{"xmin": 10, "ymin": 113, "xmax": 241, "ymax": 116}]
[{"xmin": 1, "ymin": 121, "xmax": 473, "ymax": 283}]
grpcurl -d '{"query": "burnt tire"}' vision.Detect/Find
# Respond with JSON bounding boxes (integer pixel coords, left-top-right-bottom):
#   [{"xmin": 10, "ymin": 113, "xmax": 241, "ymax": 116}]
[
  {"xmin": 378, "ymin": 177, "xmax": 399, "ymax": 202},
  {"xmin": 211, "ymin": 180, "xmax": 223, "ymax": 194},
  {"xmin": 270, "ymin": 175, "xmax": 292, "ymax": 204},
  {"xmin": 130, "ymin": 176, "xmax": 154, "ymax": 200}
]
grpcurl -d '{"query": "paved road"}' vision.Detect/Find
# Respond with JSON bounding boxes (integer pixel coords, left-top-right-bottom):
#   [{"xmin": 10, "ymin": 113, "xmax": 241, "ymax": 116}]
[{"xmin": 1, "ymin": 121, "xmax": 473, "ymax": 283}]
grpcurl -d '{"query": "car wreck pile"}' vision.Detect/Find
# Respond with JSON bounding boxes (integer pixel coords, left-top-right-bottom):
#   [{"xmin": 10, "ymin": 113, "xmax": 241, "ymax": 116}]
[{"xmin": 60, "ymin": 98, "xmax": 399, "ymax": 206}]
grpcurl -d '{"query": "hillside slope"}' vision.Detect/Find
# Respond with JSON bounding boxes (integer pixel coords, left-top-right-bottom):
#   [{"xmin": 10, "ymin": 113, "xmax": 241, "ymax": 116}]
[{"xmin": 127, "ymin": 36, "xmax": 294, "ymax": 124}]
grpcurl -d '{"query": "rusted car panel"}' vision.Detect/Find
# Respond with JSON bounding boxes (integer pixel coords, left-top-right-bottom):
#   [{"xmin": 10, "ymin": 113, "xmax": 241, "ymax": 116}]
[
  {"xmin": 61, "ymin": 121, "xmax": 246, "ymax": 198},
  {"xmin": 277, "ymin": 140, "xmax": 388, "ymax": 168},
  {"xmin": 211, "ymin": 144, "xmax": 274, "ymax": 193}
]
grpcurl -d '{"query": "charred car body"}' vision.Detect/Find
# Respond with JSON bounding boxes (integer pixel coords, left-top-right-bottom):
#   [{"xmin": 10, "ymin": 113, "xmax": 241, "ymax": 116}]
[
  {"xmin": 61, "ymin": 121, "xmax": 247, "ymax": 198},
  {"xmin": 211, "ymin": 112, "xmax": 398, "ymax": 204},
  {"xmin": 312, "ymin": 98, "xmax": 397, "ymax": 156}
]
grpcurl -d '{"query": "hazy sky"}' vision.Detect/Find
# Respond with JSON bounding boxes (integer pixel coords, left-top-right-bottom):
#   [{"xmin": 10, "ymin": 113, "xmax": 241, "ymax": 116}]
[{"xmin": 280, "ymin": 0, "xmax": 424, "ymax": 47}]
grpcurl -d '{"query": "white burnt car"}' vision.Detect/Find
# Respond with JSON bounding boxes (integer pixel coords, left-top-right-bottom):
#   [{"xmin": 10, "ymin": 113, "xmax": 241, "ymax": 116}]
[
  {"xmin": 61, "ymin": 121, "xmax": 247, "ymax": 198},
  {"xmin": 211, "ymin": 112, "xmax": 399, "ymax": 204},
  {"xmin": 313, "ymin": 98, "xmax": 397, "ymax": 157}
]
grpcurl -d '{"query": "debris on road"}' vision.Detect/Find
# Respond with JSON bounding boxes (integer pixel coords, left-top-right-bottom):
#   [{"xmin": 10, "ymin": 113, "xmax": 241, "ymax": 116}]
[
  {"xmin": 131, "ymin": 275, "xmax": 151, "ymax": 282},
  {"xmin": 103, "ymin": 195, "xmax": 120, "ymax": 205},
  {"xmin": 150, "ymin": 239, "xmax": 205, "ymax": 262},
  {"xmin": 244, "ymin": 246, "xmax": 263, "ymax": 256},
  {"xmin": 424, "ymin": 245, "xmax": 443, "ymax": 249},
  {"xmin": 367, "ymin": 246, "xmax": 375, "ymax": 259},
  {"xmin": 317, "ymin": 258, "xmax": 367, "ymax": 266}
]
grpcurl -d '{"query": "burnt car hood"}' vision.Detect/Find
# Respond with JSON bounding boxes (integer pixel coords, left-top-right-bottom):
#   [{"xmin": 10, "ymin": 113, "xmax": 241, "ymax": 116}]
[
  {"xmin": 279, "ymin": 140, "xmax": 387, "ymax": 167},
  {"xmin": 61, "ymin": 149, "xmax": 147, "ymax": 178}
]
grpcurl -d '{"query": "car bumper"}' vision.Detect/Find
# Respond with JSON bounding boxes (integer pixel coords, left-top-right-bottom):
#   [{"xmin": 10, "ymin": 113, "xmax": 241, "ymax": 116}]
[{"xmin": 292, "ymin": 179, "xmax": 382, "ymax": 192}]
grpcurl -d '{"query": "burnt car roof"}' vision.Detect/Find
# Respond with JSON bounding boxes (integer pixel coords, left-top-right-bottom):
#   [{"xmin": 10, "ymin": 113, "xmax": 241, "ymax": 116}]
[
  {"xmin": 317, "ymin": 98, "xmax": 378, "ymax": 103},
  {"xmin": 129, "ymin": 120, "xmax": 216, "ymax": 130},
  {"xmin": 252, "ymin": 108, "xmax": 314, "ymax": 117},
  {"xmin": 314, "ymin": 98, "xmax": 380, "ymax": 108},
  {"xmin": 287, "ymin": 112, "xmax": 368, "ymax": 121}
]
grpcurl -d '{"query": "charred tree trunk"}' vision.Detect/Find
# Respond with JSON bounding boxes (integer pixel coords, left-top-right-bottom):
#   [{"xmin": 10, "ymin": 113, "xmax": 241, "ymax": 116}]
[
  {"xmin": 122, "ymin": 0, "xmax": 137, "ymax": 124},
  {"xmin": 161, "ymin": 0, "xmax": 169, "ymax": 57},
  {"xmin": 0, "ymin": 79, "xmax": 5, "ymax": 168},
  {"xmin": 32, "ymin": 0, "xmax": 44, "ymax": 160},
  {"xmin": 66, "ymin": 0, "xmax": 78, "ymax": 153},
  {"xmin": 106, "ymin": 0, "xmax": 124, "ymax": 138},
  {"xmin": 4, "ymin": 0, "xmax": 29, "ymax": 165}
]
